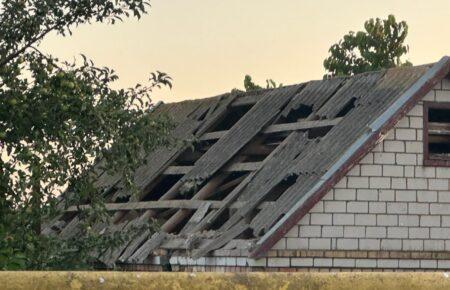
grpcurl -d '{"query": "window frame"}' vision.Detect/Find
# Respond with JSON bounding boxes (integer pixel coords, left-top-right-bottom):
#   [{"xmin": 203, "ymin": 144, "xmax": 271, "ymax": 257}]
[{"xmin": 423, "ymin": 101, "xmax": 450, "ymax": 167}]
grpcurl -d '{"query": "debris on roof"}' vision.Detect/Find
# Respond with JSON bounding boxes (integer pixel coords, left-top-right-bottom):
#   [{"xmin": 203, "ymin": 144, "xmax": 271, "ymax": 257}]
[{"xmin": 44, "ymin": 57, "xmax": 450, "ymax": 266}]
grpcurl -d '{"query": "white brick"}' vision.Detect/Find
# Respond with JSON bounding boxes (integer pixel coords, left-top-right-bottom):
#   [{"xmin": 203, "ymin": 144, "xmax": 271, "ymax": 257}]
[
  {"xmin": 310, "ymin": 201, "xmax": 324, "ymax": 213},
  {"xmin": 415, "ymin": 167, "xmax": 436, "ymax": 178},
  {"xmin": 437, "ymin": 168, "xmax": 450, "ymax": 178},
  {"xmin": 379, "ymin": 190, "xmax": 395, "ymax": 201},
  {"xmin": 404, "ymin": 166, "xmax": 415, "ymax": 177},
  {"xmin": 384, "ymin": 141, "xmax": 405, "ymax": 153},
  {"xmin": 377, "ymin": 259, "xmax": 399, "ymax": 268},
  {"xmin": 299, "ymin": 226, "xmax": 321, "ymax": 237},
  {"xmin": 405, "ymin": 141, "xmax": 422, "ymax": 153},
  {"xmin": 310, "ymin": 213, "xmax": 332, "ymax": 225},
  {"xmin": 286, "ymin": 238, "xmax": 309, "ymax": 249},
  {"xmin": 324, "ymin": 201, "xmax": 346, "ymax": 213},
  {"xmin": 407, "ymin": 105, "xmax": 423, "ymax": 117},
  {"xmin": 396, "ymin": 190, "xmax": 416, "ymax": 202},
  {"xmin": 391, "ymin": 178, "xmax": 407, "ymax": 190},
  {"xmin": 374, "ymin": 153, "xmax": 396, "ymax": 164},
  {"xmin": 322, "ymin": 226, "xmax": 343, "ymax": 237},
  {"xmin": 407, "ymin": 178, "xmax": 427, "ymax": 190},
  {"xmin": 344, "ymin": 226, "xmax": 365, "ymax": 238},
  {"xmin": 334, "ymin": 177, "xmax": 347, "ymax": 188},
  {"xmin": 285, "ymin": 226, "xmax": 299, "ymax": 237},
  {"xmin": 355, "ymin": 259, "xmax": 377, "ymax": 268},
  {"xmin": 333, "ymin": 214, "xmax": 355, "ymax": 225},
  {"xmin": 395, "ymin": 129, "xmax": 416, "ymax": 141},
  {"xmin": 396, "ymin": 117, "xmax": 409, "ymax": 128},
  {"xmin": 359, "ymin": 239, "xmax": 380, "ymax": 250},
  {"xmin": 360, "ymin": 153, "xmax": 374, "ymax": 164},
  {"xmin": 438, "ymin": 192, "xmax": 450, "ymax": 203},
  {"xmin": 399, "ymin": 260, "xmax": 420, "ymax": 269},
  {"xmin": 334, "ymin": 189, "xmax": 356, "ymax": 200},
  {"xmin": 361, "ymin": 165, "xmax": 382, "ymax": 176},
  {"xmin": 336, "ymin": 238, "xmax": 358, "ymax": 250},
  {"xmin": 268, "ymin": 258, "xmax": 289, "ymax": 267},
  {"xmin": 314, "ymin": 258, "xmax": 332, "ymax": 267},
  {"xmin": 417, "ymin": 190, "xmax": 437, "ymax": 202},
  {"xmin": 430, "ymin": 227, "xmax": 450, "ymax": 239},
  {"xmin": 420, "ymin": 216, "xmax": 440, "ymax": 227},
  {"xmin": 369, "ymin": 202, "xmax": 386, "ymax": 213},
  {"xmin": 333, "ymin": 258, "xmax": 355, "ymax": 268},
  {"xmin": 347, "ymin": 165, "xmax": 361, "ymax": 176},
  {"xmin": 429, "ymin": 179, "xmax": 449, "ymax": 191},
  {"xmin": 430, "ymin": 204, "xmax": 450, "ymax": 215},
  {"xmin": 436, "ymin": 90, "xmax": 450, "ymax": 102},
  {"xmin": 420, "ymin": 260, "xmax": 437, "ymax": 269},
  {"xmin": 298, "ymin": 214, "xmax": 310, "ymax": 225},
  {"xmin": 369, "ymin": 177, "xmax": 391, "ymax": 189},
  {"xmin": 409, "ymin": 117, "xmax": 423, "ymax": 128},
  {"xmin": 291, "ymin": 258, "xmax": 313, "ymax": 267},
  {"xmin": 348, "ymin": 177, "xmax": 369, "ymax": 188},
  {"xmin": 309, "ymin": 238, "xmax": 331, "ymax": 250},
  {"xmin": 381, "ymin": 239, "xmax": 402, "ymax": 250},
  {"xmin": 387, "ymin": 227, "xmax": 408, "ymax": 238},
  {"xmin": 396, "ymin": 153, "xmax": 417, "ymax": 165},
  {"xmin": 402, "ymin": 240, "xmax": 423, "ymax": 251},
  {"xmin": 272, "ymin": 238, "xmax": 286, "ymax": 250},
  {"xmin": 409, "ymin": 227, "xmax": 429, "ymax": 239},
  {"xmin": 442, "ymin": 216, "xmax": 450, "ymax": 227},
  {"xmin": 383, "ymin": 165, "xmax": 404, "ymax": 177},
  {"xmin": 408, "ymin": 203, "xmax": 429, "ymax": 214},
  {"xmin": 357, "ymin": 189, "xmax": 378, "ymax": 201},
  {"xmin": 424, "ymin": 240, "xmax": 445, "ymax": 251},
  {"xmin": 377, "ymin": 215, "xmax": 398, "ymax": 226},
  {"xmin": 347, "ymin": 201, "xmax": 368, "ymax": 213},
  {"xmin": 355, "ymin": 214, "xmax": 376, "ymax": 226},
  {"xmin": 399, "ymin": 215, "xmax": 419, "ymax": 227},
  {"xmin": 438, "ymin": 260, "xmax": 450, "ymax": 269},
  {"xmin": 387, "ymin": 202, "xmax": 407, "ymax": 214},
  {"xmin": 366, "ymin": 227, "xmax": 386, "ymax": 238}
]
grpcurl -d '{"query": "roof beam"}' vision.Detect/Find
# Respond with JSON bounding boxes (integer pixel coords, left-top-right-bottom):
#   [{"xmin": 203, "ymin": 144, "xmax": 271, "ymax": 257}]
[
  {"xmin": 66, "ymin": 200, "xmax": 273, "ymax": 212},
  {"xmin": 163, "ymin": 161, "xmax": 261, "ymax": 175},
  {"xmin": 199, "ymin": 117, "xmax": 343, "ymax": 141}
]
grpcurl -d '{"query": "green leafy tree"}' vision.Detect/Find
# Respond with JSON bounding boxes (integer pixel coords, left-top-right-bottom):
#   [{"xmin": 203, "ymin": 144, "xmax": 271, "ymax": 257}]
[
  {"xmin": 0, "ymin": 0, "xmax": 173, "ymax": 269},
  {"xmin": 243, "ymin": 75, "xmax": 282, "ymax": 92},
  {"xmin": 323, "ymin": 15, "xmax": 412, "ymax": 77}
]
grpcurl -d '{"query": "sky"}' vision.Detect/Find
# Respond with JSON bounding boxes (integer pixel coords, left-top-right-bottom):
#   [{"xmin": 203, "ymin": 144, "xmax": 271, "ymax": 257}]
[{"xmin": 41, "ymin": 0, "xmax": 450, "ymax": 103}]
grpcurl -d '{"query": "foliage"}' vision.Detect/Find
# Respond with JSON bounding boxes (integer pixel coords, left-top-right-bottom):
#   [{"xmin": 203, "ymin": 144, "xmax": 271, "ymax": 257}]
[
  {"xmin": 0, "ymin": 0, "xmax": 173, "ymax": 269},
  {"xmin": 323, "ymin": 15, "xmax": 412, "ymax": 77},
  {"xmin": 243, "ymin": 75, "xmax": 282, "ymax": 92}
]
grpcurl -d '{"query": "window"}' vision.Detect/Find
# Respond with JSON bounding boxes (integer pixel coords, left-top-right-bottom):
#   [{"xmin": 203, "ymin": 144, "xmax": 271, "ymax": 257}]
[{"xmin": 424, "ymin": 102, "xmax": 450, "ymax": 166}]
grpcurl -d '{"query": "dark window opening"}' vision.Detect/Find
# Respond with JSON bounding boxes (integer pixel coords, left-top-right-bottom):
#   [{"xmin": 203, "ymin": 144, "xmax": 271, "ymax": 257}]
[{"xmin": 424, "ymin": 102, "xmax": 450, "ymax": 167}]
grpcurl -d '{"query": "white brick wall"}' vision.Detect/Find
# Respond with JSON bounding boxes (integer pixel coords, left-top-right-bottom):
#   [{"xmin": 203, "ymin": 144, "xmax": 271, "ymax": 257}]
[{"xmin": 273, "ymin": 80, "xmax": 450, "ymax": 254}]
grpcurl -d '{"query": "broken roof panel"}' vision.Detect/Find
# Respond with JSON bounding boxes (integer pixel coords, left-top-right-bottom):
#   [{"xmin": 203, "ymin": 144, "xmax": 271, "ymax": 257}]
[{"xmin": 47, "ymin": 57, "xmax": 450, "ymax": 265}]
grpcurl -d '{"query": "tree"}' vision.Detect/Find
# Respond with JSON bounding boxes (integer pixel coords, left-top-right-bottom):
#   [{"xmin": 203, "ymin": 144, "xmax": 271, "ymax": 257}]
[
  {"xmin": 243, "ymin": 75, "xmax": 282, "ymax": 92},
  {"xmin": 0, "ymin": 0, "xmax": 173, "ymax": 269},
  {"xmin": 323, "ymin": 15, "xmax": 411, "ymax": 78}
]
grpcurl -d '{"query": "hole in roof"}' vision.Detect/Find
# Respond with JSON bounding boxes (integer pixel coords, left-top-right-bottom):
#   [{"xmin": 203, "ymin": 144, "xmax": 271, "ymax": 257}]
[
  {"xmin": 278, "ymin": 104, "xmax": 313, "ymax": 123},
  {"xmin": 208, "ymin": 104, "xmax": 253, "ymax": 131},
  {"xmin": 262, "ymin": 174, "xmax": 297, "ymax": 202},
  {"xmin": 308, "ymin": 125, "xmax": 333, "ymax": 139},
  {"xmin": 141, "ymin": 174, "xmax": 183, "ymax": 201},
  {"xmin": 336, "ymin": 97, "xmax": 357, "ymax": 117}
]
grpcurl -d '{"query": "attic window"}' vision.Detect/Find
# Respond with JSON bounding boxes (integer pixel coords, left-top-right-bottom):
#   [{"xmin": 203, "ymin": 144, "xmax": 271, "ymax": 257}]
[{"xmin": 424, "ymin": 102, "xmax": 450, "ymax": 167}]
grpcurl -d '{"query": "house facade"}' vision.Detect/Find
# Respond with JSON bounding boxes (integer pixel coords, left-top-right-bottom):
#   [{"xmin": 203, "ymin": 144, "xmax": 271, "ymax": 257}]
[
  {"xmin": 153, "ymin": 79, "xmax": 450, "ymax": 272},
  {"xmin": 48, "ymin": 57, "xmax": 450, "ymax": 272}
]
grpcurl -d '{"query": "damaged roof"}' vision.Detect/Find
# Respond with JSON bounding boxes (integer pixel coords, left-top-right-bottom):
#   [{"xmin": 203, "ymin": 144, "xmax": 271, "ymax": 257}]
[{"xmin": 45, "ymin": 57, "xmax": 450, "ymax": 266}]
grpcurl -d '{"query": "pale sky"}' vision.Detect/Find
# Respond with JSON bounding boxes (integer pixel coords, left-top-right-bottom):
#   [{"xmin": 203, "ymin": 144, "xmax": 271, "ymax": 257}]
[{"xmin": 41, "ymin": 0, "xmax": 450, "ymax": 103}]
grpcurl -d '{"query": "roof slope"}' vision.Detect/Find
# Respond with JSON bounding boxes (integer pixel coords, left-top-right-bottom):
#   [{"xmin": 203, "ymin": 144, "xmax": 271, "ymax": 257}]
[{"xmin": 45, "ymin": 57, "xmax": 450, "ymax": 265}]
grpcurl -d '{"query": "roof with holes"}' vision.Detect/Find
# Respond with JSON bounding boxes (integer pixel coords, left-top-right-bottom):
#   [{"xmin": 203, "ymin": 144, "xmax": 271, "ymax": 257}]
[{"xmin": 44, "ymin": 57, "xmax": 450, "ymax": 267}]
